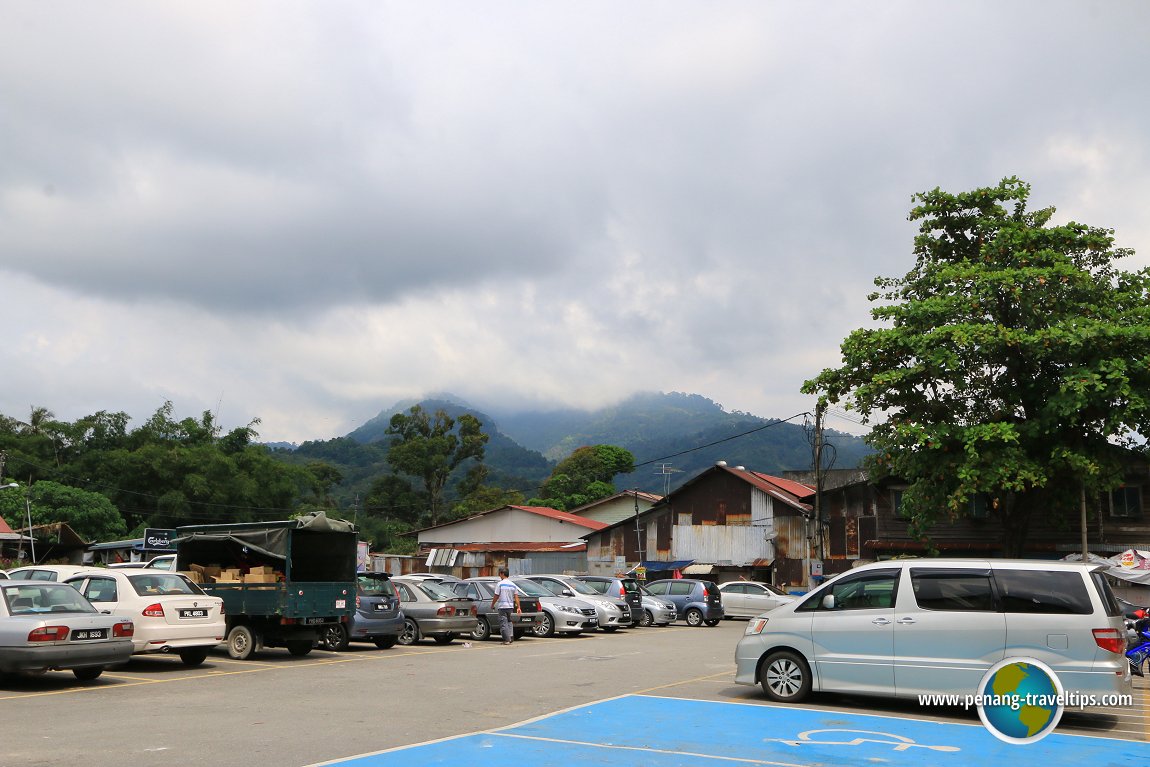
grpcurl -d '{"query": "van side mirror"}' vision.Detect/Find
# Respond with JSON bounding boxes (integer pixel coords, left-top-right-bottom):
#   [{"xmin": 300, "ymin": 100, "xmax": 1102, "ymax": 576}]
[{"xmin": 821, "ymin": 594, "xmax": 836, "ymax": 610}]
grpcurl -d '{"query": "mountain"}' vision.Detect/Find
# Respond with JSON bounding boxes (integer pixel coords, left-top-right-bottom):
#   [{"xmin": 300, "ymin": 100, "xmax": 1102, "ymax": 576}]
[{"xmin": 328, "ymin": 391, "xmax": 871, "ymax": 499}]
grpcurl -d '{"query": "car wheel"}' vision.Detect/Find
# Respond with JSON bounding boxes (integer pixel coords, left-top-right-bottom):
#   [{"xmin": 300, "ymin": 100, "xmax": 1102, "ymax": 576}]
[
  {"xmin": 703, "ymin": 618, "xmax": 721, "ymax": 627},
  {"xmin": 685, "ymin": 608, "xmax": 704, "ymax": 627},
  {"xmin": 472, "ymin": 617, "xmax": 492, "ymax": 641},
  {"xmin": 373, "ymin": 636, "xmax": 398, "ymax": 649},
  {"xmin": 432, "ymin": 633, "xmax": 455, "ymax": 645},
  {"xmin": 318, "ymin": 623, "xmax": 349, "ymax": 652},
  {"xmin": 178, "ymin": 647, "xmax": 210, "ymax": 667},
  {"xmin": 759, "ymin": 650, "xmax": 812, "ymax": 703},
  {"xmin": 397, "ymin": 618, "xmax": 420, "ymax": 646},
  {"xmin": 640, "ymin": 610, "xmax": 654, "ymax": 627},
  {"xmin": 72, "ymin": 666, "xmax": 103, "ymax": 681},
  {"xmin": 534, "ymin": 612, "xmax": 555, "ymax": 637},
  {"xmin": 286, "ymin": 640, "xmax": 313, "ymax": 657},
  {"xmin": 227, "ymin": 624, "xmax": 262, "ymax": 660}
]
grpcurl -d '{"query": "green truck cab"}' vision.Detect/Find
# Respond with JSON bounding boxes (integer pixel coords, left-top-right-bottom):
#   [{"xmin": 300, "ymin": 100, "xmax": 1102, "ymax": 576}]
[{"xmin": 174, "ymin": 513, "xmax": 358, "ymax": 660}]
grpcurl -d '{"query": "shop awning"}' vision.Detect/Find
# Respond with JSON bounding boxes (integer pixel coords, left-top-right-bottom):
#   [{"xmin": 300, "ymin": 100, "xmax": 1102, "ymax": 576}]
[
  {"xmin": 637, "ymin": 560, "xmax": 694, "ymax": 572},
  {"xmin": 683, "ymin": 564, "xmax": 715, "ymax": 575}
]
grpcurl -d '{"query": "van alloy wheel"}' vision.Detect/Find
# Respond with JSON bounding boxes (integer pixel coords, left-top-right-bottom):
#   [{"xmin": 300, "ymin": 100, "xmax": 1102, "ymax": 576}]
[{"xmin": 760, "ymin": 650, "xmax": 811, "ymax": 702}]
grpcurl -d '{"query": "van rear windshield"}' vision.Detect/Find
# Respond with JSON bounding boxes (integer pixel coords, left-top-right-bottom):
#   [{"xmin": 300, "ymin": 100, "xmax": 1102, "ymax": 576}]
[
  {"xmin": 993, "ymin": 569, "xmax": 1093, "ymax": 614},
  {"xmin": 1090, "ymin": 571, "xmax": 1122, "ymax": 617}
]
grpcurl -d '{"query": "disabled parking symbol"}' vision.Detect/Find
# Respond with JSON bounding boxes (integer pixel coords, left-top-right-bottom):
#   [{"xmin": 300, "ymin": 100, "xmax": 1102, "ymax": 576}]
[{"xmin": 766, "ymin": 728, "xmax": 961, "ymax": 753}]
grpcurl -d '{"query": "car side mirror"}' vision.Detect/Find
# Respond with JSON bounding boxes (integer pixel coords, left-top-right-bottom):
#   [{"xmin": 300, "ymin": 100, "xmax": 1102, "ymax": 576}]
[
  {"xmin": 562, "ymin": 589, "xmax": 574, "ymax": 597},
  {"xmin": 821, "ymin": 594, "xmax": 836, "ymax": 610}
]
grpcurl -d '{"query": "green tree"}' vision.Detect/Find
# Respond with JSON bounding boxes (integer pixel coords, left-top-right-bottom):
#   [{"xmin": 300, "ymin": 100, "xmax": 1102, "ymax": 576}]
[
  {"xmin": 803, "ymin": 177, "xmax": 1150, "ymax": 556},
  {"xmin": 0, "ymin": 481, "xmax": 128, "ymax": 541},
  {"xmin": 385, "ymin": 406, "xmax": 488, "ymax": 526},
  {"xmin": 533, "ymin": 445, "xmax": 635, "ymax": 510}
]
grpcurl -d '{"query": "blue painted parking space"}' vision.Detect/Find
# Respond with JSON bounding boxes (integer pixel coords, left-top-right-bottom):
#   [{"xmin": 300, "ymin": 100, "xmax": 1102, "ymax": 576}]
[{"xmin": 316, "ymin": 694, "xmax": 1144, "ymax": 766}]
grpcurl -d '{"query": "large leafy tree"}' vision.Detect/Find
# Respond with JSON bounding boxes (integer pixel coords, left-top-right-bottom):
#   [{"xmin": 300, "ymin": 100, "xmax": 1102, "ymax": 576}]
[
  {"xmin": 0, "ymin": 480, "xmax": 127, "ymax": 542},
  {"xmin": 532, "ymin": 444, "xmax": 635, "ymax": 511},
  {"xmin": 804, "ymin": 177, "xmax": 1150, "ymax": 556},
  {"xmin": 385, "ymin": 406, "xmax": 488, "ymax": 526}
]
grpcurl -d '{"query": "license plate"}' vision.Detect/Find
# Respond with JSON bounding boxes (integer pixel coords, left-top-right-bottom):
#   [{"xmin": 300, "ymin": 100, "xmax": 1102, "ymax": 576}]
[
  {"xmin": 71, "ymin": 629, "xmax": 107, "ymax": 640},
  {"xmin": 373, "ymin": 604, "xmax": 386, "ymax": 612},
  {"xmin": 303, "ymin": 617, "xmax": 325, "ymax": 625},
  {"xmin": 456, "ymin": 608, "xmax": 468, "ymax": 616},
  {"xmin": 335, "ymin": 599, "xmax": 346, "ymax": 609},
  {"xmin": 179, "ymin": 608, "xmax": 209, "ymax": 619},
  {"xmin": 587, "ymin": 619, "xmax": 598, "ymax": 626}
]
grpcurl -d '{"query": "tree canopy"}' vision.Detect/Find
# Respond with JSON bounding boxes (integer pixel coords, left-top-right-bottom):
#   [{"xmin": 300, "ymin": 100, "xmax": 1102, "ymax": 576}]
[
  {"xmin": 385, "ymin": 405, "xmax": 488, "ymax": 526},
  {"xmin": 803, "ymin": 177, "xmax": 1150, "ymax": 555},
  {"xmin": 531, "ymin": 444, "xmax": 635, "ymax": 510}
]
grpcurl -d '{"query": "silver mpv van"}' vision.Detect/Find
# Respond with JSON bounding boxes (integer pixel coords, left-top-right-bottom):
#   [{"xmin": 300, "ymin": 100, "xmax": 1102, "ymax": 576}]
[{"xmin": 735, "ymin": 559, "xmax": 1131, "ymax": 704}]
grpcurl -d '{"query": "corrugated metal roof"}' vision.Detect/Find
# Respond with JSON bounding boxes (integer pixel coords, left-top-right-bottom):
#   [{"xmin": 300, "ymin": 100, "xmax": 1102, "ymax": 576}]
[
  {"xmin": 509, "ymin": 506, "xmax": 608, "ymax": 530},
  {"xmin": 453, "ymin": 541, "xmax": 588, "ymax": 553},
  {"xmin": 565, "ymin": 490, "xmax": 663, "ymax": 516}
]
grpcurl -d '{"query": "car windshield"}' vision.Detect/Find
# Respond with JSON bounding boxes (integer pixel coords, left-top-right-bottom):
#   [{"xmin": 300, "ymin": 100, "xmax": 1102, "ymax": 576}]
[
  {"xmin": 417, "ymin": 581, "xmax": 459, "ymax": 600},
  {"xmin": 128, "ymin": 573, "xmax": 203, "ymax": 596},
  {"xmin": 3, "ymin": 584, "xmax": 97, "ymax": 615},
  {"xmin": 357, "ymin": 575, "xmax": 394, "ymax": 597},
  {"xmin": 511, "ymin": 579, "xmax": 552, "ymax": 597},
  {"xmin": 557, "ymin": 579, "xmax": 597, "ymax": 596}
]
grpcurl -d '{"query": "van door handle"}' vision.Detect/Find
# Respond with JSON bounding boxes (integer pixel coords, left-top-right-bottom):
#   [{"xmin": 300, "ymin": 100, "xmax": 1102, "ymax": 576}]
[
  {"xmin": 871, "ymin": 617, "xmax": 892, "ymax": 626},
  {"xmin": 896, "ymin": 617, "xmax": 916, "ymax": 625}
]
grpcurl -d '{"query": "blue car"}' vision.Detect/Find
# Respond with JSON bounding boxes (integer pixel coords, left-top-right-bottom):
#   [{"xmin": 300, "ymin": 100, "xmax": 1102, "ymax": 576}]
[
  {"xmin": 643, "ymin": 578, "xmax": 724, "ymax": 626},
  {"xmin": 318, "ymin": 572, "xmax": 404, "ymax": 651}
]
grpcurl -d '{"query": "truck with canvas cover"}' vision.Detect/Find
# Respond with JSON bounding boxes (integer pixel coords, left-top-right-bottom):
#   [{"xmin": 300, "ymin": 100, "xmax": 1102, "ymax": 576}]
[{"xmin": 173, "ymin": 512, "xmax": 357, "ymax": 659}]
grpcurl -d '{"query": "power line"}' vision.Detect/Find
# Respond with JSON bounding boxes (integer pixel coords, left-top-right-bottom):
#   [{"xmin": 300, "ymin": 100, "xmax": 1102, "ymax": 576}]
[{"xmin": 632, "ymin": 412, "xmax": 810, "ymax": 468}]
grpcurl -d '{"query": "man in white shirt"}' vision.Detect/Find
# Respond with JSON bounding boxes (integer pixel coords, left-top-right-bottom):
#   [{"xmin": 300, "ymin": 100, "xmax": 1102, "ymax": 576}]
[{"xmin": 491, "ymin": 567, "xmax": 521, "ymax": 645}]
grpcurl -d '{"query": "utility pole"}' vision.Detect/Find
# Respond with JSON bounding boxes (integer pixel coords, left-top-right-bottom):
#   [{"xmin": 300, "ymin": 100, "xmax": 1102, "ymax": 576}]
[{"xmin": 814, "ymin": 401, "xmax": 826, "ymax": 561}]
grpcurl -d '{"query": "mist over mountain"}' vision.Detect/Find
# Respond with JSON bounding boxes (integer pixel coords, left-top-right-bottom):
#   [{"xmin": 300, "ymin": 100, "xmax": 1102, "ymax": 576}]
[{"xmin": 334, "ymin": 391, "xmax": 871, "ymax": 498}]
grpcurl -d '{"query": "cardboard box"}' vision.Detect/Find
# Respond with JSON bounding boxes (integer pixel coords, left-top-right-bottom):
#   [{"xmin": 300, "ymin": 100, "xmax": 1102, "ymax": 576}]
[
  {"xmin": 248, "ymin": 565, "xmax": 274, "ymax": 575},
  {"xmin": 179, "ymin": 570, "xmax": 203, "ymax": 584},
  {"xmin": 244, "ymin": 572, "xmax": 279, "ymax": 583}
]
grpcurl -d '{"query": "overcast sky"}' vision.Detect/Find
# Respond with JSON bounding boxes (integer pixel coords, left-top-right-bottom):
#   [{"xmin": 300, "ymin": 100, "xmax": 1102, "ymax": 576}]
[{"xmin": 2, "ymin": 2, "xmax": 1147, "ymax": 443}]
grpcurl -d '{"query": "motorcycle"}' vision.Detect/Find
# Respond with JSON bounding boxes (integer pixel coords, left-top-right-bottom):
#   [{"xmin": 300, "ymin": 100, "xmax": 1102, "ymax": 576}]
[{"xmin": 1126, "ymin": 615, "xmax": 1150, "ymax": 677}]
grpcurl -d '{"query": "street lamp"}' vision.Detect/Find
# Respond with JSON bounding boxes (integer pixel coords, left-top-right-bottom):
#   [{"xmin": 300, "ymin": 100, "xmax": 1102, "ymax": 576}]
[{"xmin": 0, "ymin": 482, "xmax": 34, "ymax": 563}]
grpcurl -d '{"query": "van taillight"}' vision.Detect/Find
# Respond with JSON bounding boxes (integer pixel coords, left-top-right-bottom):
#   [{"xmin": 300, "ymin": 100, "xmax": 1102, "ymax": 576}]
[
  {"xmin": 27, "ymin": 626, "xmax": 69, "ymax": 642},
  {"xmin": 142, "ymin": 603, "xmax": 165, "ymax": 618},
  {"xmin": 1093, "ymin": 628, "xmax": 1125, "ymax": 654}
]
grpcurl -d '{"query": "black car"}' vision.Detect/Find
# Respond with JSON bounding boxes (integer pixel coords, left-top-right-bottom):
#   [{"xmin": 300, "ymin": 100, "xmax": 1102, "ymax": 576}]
[
  {"xmin": 575, "ymin": 576, "xmax": 643, "ymax": 626},
  {"xmin": 644, "ymin": 578, "xmax": 724, "ymax": 626},
  {"xmin": 452, "ymin": 579, "xmax": 544, "ymax": 641}
]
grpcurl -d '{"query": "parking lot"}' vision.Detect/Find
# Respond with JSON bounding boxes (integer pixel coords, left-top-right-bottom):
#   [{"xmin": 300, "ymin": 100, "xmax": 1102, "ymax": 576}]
[{"xmin": 1, "ymin": 620, "xmax": 1146, "ymax": 767}]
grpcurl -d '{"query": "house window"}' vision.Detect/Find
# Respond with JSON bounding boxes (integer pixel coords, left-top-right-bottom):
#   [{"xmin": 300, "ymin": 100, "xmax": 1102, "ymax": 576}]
[
  {"xmin": 969, "ymin": 494, "xmax": 989, "ymax": 519},
  {"xmin": 891, "ymin": 489, "xmax": 906, "ymax": 518},
  {"xmin": 1110, "ymin": 486, "xmax": 1142, "ymax": 518}
]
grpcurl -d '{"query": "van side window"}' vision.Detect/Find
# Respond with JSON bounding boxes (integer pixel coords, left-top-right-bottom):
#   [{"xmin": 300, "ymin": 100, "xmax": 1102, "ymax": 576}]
[
  {"xmin": 1090, "ymin": 572, "xmax": 1122, "ymax": 617},
  {"xmin": 909, "ymin": 568, "xmax": 994, "ymax": 611},
  {"xmin": 799, "ymin": 568, "xmax": 899, "ymax": 611},
  {"xmin": 994, "ymin": 569, "xmax": 1092, "ymax": 614}
]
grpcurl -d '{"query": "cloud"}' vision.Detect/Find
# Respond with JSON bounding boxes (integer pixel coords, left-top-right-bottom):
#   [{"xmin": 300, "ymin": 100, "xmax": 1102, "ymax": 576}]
[{"xmin": 1, "ymin": 1, "xmax": 1147, "ymax": 442}]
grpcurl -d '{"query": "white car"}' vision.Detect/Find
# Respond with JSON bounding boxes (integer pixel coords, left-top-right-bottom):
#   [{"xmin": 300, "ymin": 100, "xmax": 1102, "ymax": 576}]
[
  {"xmin": 8, "ymin": 565, "xmax": 100, "ymax": 582},
  {"xmin": 63, "ymin": 570, "xmax": 225, "ymax": 667},
  {"xmin": 717, "ymin": 581, "xmax": 795, "ymax": 618}
]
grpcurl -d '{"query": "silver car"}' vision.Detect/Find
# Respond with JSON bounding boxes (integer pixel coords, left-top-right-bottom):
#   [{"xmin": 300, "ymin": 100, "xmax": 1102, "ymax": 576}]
[
  {"xmin": 717, "ymin": 581, "xmax": 794, "ymax": 618},
  {"xmin": 638, "ymin": 585, "xmax": 678, "ymax": 627},
  {"xmin": 392, "ymin": 577, "xmax": 477, "ymax": 646},
  {"xmin": 524, "ymin": 574, "xmax": 631, "ymax": 631},
  {"xmin": 735, "ymin": 559, "xmax": 1132, "ymax": 704},
  {"xmin": 0, "ymin": 580, "xmax": 135, "ymax": 681},
  {"xmin": 510, "ymin": 577, "xmax": 599, "ymax": 637}
]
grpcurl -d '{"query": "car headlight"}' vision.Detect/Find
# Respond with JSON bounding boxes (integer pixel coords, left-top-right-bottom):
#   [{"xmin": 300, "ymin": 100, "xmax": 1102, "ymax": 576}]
[
  {"xmin": 663, "ymin": 602, "xmax": 675, "ymax": 610},
  {"xmin": 558, "ymin": 605, "xmax": 579, "ymax": 614},
  {"xmin": 746, "ymin": 617, "xmax": 770, "ymax": 635}
]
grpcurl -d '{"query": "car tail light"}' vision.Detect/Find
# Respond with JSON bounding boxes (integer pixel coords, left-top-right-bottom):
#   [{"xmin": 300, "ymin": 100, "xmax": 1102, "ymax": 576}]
[
  {"xmin": 355, "ymin": 596, "xmax": 362, "ymax": 609},
  {"xmin": 1093, "ymin": 628, "xmax": 1125, "ymax": 654},
  {"xmin": 619, "ymin": 586, "xmax": 626, "ymax": 598},
  {"xmin": 436, "ymin": 605, "xmax": 451, "ymax": 616},
  {"xmin": 746, "ymin": 618, "xmax": 770, "ymax": 635},
  {"xmin": 142, "ymin": 603, "xmax": 165, "ymax": 618},
  {"xmin": 702, "ymin": 586, "xmax": 710, "ymax": 598},
  {"xmin": 470, "ymin": 605, "xmax": 477, "ymax": 616},
  {"xmin": 27, "ymin": 626, "xmax": 69, "ymax": 642},
  {"xmin": 113, "ymin": 621, "xmax": 135, "ymax": 638},
  {"xmin": 218, "ymin": 602, "xmax": 225, "ymax": 616}
]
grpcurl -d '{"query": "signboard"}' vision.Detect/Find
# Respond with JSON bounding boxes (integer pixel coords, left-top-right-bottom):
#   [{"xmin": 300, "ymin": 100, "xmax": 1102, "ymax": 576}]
[
  {"xmin": 810, "ymin": 559, "xmax": 824, "ymax": 577},
  {"xmin": 143, "ymin": 528, "xmax": 176, "ymax": 551},
  {"xmin": 634, "ymin": 566, "xmax": 647, "ymax": 581}
]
